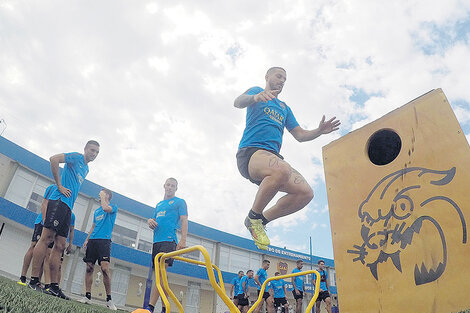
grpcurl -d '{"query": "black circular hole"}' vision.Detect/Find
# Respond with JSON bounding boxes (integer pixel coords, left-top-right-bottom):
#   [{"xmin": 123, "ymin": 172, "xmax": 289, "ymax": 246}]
[{"xmin": 367, "ymin": 129, "xmax": 402, "ymax": 165}]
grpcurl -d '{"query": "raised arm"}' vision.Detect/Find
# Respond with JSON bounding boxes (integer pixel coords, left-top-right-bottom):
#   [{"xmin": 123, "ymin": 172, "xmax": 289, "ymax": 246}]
[
  {"xmin": 49, "ymin": 153, "xmax": 71, "ymax": 197},
  {"xmin": 176, "ymin": 215, "xmax": 188, "ymax": 250},
  {"xmin": 99, "ymin": 190, "xmax": 113, "ymax": 213},
  {"xmin": 289, "ymin": 115, "xmax": 341, "ymax": 142},
  {"xmin": 234, "ymin": 89, "xmax": 279, "ymax": 109}
]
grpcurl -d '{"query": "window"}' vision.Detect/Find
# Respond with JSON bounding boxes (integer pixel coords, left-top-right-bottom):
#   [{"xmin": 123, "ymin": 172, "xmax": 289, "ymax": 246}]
[
  {"xmin": 72, "ymin": 195, "xmax": 90, "ymax": 230},
  {"xmin": 26, "ymin": 177, "xmax": 50, "ymax": 213},
  {"xmin": 137, "ymin": 225, "xmax": 153, "ymax": 253},
  {"xmin": 179, "ymin": 235, "xmax": 215, "ymax": 262},
  {"xmin": 112, "ymin": 211, "xmax": 140, "ymax": 248},
  {"xmin": 219, "ymin": 245, "xmax": 262, "ymax": 273},
  {"xmin": 85, "ymin": 202, "xmax": 101, "ymax": 233},
  {"xmin": 5, "ymin": 167, "xmax": 37, "ymax": 208}
]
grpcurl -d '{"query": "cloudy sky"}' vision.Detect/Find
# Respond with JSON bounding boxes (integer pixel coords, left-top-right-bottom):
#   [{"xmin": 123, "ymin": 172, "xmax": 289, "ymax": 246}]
[{"xmin": 1, "ymin": 0, "xmax": 470, "ymax": 259}]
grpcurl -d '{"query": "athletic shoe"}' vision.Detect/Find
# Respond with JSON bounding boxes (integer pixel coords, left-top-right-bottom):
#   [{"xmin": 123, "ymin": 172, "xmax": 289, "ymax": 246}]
[
  {"xmin": 43, "ymin": 288, "xmax": 54, "ymax": 296},
  {"xmin": 107, "ymin": 299, "xmax": 117, "ymax": 311},
  {"xmin": 78, "ymin": 296, "xmax": 91, "ymax": 304},
  {"xmin": 244, "ymin": 217, "xmax": 270, "ymax": 249},
  {"xmin": 28, "ymin": 282, "xmax": 44, "ymax": 292},
  {"xmin": 48, "ymin": 287, "xmax": 70, "ymax": 300},
  {"xmin": 17, "ymin": 280, "xmax": 27, "ymax": 286}
]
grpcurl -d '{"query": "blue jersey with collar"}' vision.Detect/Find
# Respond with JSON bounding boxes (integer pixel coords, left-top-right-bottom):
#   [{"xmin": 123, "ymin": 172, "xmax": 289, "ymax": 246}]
[
  {"xmin": 231, "ymin": 276, "xmax": 241, "ymax": 295},
  {"xmin": 270, "ymin": 279, "xmax": 286, "ymax": 298},
  {"xmin": 256, "ymin": 268, "xmax": 268, "ymax": 290},
  {"xmin": 90, "ymin": 204, "xmax": 118, "ymax": 240},
  {"xmin": 49, "ymin": 152, "xmax": 89, "ymax": 210},
  {"xmin": 238, "ymin": 86, "xmax": 299, "ymax": 154},
  {"xmin": 34, "ymin": 185, "xmax": 57, "ymax": 225},
  {"xmin": 292, "ymin": 267, "xmax": 304, "ymax": 291},
  {"xmin": 153, "ymin": 197, "xmax": 187, "ymax": 243},
  {"xmin": 237, "ymin": 275, "xmax": 251, "ymax": 295}
]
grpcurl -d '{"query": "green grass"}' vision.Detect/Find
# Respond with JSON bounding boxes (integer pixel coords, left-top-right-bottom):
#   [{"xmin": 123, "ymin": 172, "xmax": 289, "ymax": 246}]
[{"xmin": 0, "ymin": 276, "xmax": 129, "ymax": 313}]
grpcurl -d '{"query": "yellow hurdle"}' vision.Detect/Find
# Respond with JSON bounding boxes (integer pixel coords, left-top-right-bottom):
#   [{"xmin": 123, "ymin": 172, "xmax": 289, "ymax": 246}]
[{"xmin": 153, "ymin": 245, "xmax": 321, "ymax": 313}]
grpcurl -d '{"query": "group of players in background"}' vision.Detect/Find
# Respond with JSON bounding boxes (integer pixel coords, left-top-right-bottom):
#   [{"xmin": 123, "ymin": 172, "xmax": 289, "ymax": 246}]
[
  {"xmin": 14, "ymin": 66, "xmax": 340, "ymax": 313},
  {"xmin": 230, "ymin": 260, "xmax": 332, "ymax": 313}
]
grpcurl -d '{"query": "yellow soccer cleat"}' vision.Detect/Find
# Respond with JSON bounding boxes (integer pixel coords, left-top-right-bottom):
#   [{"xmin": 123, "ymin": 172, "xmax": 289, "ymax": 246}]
[
  {"xmin": 16, "ymin": 280, "xmax": 27, "ymax": 286},
  {"xmin": 244, "ymin": 217, "xmax": 270, "ymax": 248}
]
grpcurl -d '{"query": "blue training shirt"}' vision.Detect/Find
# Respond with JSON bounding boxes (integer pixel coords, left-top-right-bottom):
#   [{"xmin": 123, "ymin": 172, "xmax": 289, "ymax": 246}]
[
  {"xmin": 319, "ymin": 269, "xmax": 328, "ymax": 290},
  {"xmin": 238, "ymin": 86, "xmax": 299, "ymax": 154},
  {"xmin": 49, "ymin": 152, "xmax": 89, "ymax": 210},
  {"xmin": 90, "ymin": 204, "xmax": 118, "ymax": 240},
  {"xmin": 292, "ymin": 268, "xmax": 304, "ymax": 291},
  {"xmin": 256, "ymin": 268, "xmax": 268, "ymax": 290},
  {"xmin": 231, "ymin": 276, "xmax": 241, "ymax": 296},
  {"xmin": 237, "ymin": 275, "xmax": 250, "ymax": 295},
  {"xmin": 153, "ymin": 197, "xmax": 187, "ymax": 243},
  {"xmin": 34, "ymin": 185, "xmax": 58, "ymax": 225},
  {"xmin": 270, "ymin": 279, "xmax": 286, "ymax": 298}
]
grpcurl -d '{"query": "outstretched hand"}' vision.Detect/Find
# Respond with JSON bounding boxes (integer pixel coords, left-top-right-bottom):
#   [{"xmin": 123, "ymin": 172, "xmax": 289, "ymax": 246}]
[{"xmin": 318, "ymin": 115, "xmax": 341, "ymax": 135}]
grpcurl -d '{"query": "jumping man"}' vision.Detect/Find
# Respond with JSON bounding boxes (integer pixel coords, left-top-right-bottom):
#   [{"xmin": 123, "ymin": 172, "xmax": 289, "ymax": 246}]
[{"xmin": 235, "ymin": 67, "xmax": 340, "ymax": 249}]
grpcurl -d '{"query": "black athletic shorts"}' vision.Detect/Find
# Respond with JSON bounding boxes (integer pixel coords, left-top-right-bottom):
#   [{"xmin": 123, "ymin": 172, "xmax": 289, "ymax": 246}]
[
  {"xmin": 43, "ymin": 199, "xmax": 71, "ymax": 238},
  {"xmin": 152, "ymin": 241, "xmax": 177, "ymax": 268},
  {"xmin": 32, "ymin": 223, "xmax": 43, "ymax": 242},
  {"xmin": 236, "ymin": 147, "xmax": 284, "ymax": 185},
  {"xmin": 293, "ymin": 290, "xmax": 304, "ymax": 300},
  {"xmin": 237, "ymin": 294, "xmax": 249, "ymax": 306},
  {"xmin": 317, "ymin": 290, "xmax": 330, "ymax": 302},
  {"xmin": 257, "ymin": 289, "xmax": 271, "ymax": 299},
  {"xmin": 83, "ymin": 239, "xmax": 112, "ymax": 265},
  {"xmin": 274, "ymin": 297, "xmax": 287, "ymax": 307},
  {"xmin": 32, "ymin": 224, "xmax": 54, "ymax": 248}
]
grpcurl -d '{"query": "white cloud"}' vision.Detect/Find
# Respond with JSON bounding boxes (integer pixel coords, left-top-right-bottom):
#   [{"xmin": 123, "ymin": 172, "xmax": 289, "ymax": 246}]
[{"xmin": 1, "ymin": 0, "xmax": 470, "ymax": 258}]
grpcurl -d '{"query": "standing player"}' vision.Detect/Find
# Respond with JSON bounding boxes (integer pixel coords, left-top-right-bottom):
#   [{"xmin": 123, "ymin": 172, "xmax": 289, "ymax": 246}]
[
  {"xmin": 146, "ymin": 178, "xmax": 188, "ymax": 313},
  {"xmin": 28, "ymin": 140, "xmax": 100, "ymax": 299},
  {"xmin": 43, "ymin": 212, "xmax": 75, "ymax": 292},
  {"xmin": 79, "ymin": 189, "xmax": 117, "ymax": 310},
  {"xmin": 315, "ymin": 260, "xmax": 332, "ymax": 313},
  {"xmin": 253, "ymin": 260, "xmax": 274, "ymax": 313},
  {"xmin": 236, "ymin": 270, "xmax": 254, "ymax": 313},
  {"xmin": 270, "ymin": 272, "xmax": 289, "ymax": 313},
  {"xmin": 234, "ymin": 67, "xmax": 340, "ymax": 249},
  {"xmin": 230, "ymin": 271, "xmax": 244, "ymax": 306},
  {"xmin": 17, "ymin": 185, "xmax": 56, "ymax": 285},
  {"xmin": 292, "ymin": 260, "xmax": 305, "ymax": 313}
]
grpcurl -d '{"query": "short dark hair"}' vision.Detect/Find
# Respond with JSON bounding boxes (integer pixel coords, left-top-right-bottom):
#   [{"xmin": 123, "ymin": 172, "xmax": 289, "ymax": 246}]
[
  {"xmin": 247, "ymin": 269, "xmax": 254, "ymax": 274},
  {"xmin": 275, "ymin": 272, "xmax": 280, "ymax": 276},
  {"xmin": 296, "ymin": 259, "xmax": 303, "ymax": 265},
  {"xmin": 166, "ymin": 177, "xmax": 178, "ymax": 185},
  {"xmin": 262, "ymin": 260, "xmax": 270, "ymax": 265},
  {"xmin": 86, "ymin": 140, "xmax": 100, "ymax": 147},
  {"xmin": 317, "ymin": 260, "xmax": 325, "ymax": 265},
  {"xmin": 266, "ymin": 67, "xmax": 286, "ymax": 76},
  {"xmin": 101, "ymin": 188, "xmax": 112, "ymax": 200},
  {"xmin": 238, "ymin": 270, "xmax": 244, "ymax": 274}
]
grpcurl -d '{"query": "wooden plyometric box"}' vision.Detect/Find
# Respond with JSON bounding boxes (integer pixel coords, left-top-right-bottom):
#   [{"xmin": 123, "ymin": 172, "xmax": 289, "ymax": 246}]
[{"xmin": 323, "ymin": 89, "xmax": 470, "ymax": 313}]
